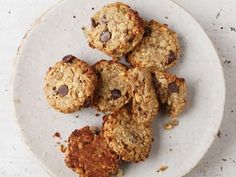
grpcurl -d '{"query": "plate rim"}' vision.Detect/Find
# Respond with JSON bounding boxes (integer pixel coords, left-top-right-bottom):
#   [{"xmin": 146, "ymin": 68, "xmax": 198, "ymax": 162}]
[{"xmin": 11, "ymin": 0, "xmax": 226, "ymax": 177}]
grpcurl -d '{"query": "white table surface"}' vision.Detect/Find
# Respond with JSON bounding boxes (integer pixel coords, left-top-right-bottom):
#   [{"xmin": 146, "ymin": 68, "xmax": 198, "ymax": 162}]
[{"xmin": 0, "ymin": 0, "xmax": 235, "ymax": 176}]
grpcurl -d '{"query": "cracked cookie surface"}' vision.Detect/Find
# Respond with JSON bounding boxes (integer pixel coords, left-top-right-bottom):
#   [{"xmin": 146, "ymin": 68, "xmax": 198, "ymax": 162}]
[
  {"xmin": 154, "ymin": 71, "xmax": 186, "ymax": 118},
  {"xmin": 128, "ymin": 20, "xmax": 180, "ymax": 71},
  {"xmin": 65, "ymin": 126, "xmax": 119, "ymax": 177},
  {"xmin": 102, "ymin": 109, "xmax": 153, "ymax": 162},
  {"xmin": 126, "ymin": 68, "xmax": 159, "ymax": 124},
  {"xmin": 93, "ymin": 60, "xmax": 131, "ymax": 112},
  {"xmin": 85, "ymin": 2, "xmax": 144, "ymax": 57},
  {"xmin": 44, "ymin": 55, "xmax": 97, "ymax": 113}
]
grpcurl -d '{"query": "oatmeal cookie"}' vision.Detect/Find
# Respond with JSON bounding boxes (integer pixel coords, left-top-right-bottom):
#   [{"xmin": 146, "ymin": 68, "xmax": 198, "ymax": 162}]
[
  {"xmin": 102, "ymin": 109, "xmax": 153, "ymax": 162},
  {"xmin": 126, "ymin": 68, "xmax": 159, "ymax": 124},
  {"xmin": 128, "ymin": 20, "xmax": 180, "ymax": 71},
  {"xmin": 44, "ymin": 55, "xmax": 97, "ymax": 113},
  {"xmin": 85, "ymin": 2, "xmax": 144, "ymax": 57},
  {"xmin": 65, "ymin": 126, "xmax": 119, "ymax": 177},
  {"xmin": 154, "ymin": 71, "xmax": 186, "ymax": 118},
  {"xmin": 93, "ymin": 60, "xmax": 131, "ymax": 112}
]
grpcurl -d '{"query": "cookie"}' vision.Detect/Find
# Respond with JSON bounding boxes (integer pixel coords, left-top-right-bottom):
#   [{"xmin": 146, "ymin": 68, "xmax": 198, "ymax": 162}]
[
  {"xmin": 102, "ymin": 109, "xmax": 153, "ymax": 162},
  {"xmin": 85, "ymin": 2, "xmax": 144, "ymax": 57},
  {"xmin": 128, "ymin": 20, "xmax": 180, "ymax": 71},
  {"xmin": 92, "ymin": 60, "xmax": 131, "ymax": 112},
  {"xmin": 65, "ymin": 126, "xmax": 119, "ymax": 177},
  {"xmin": 44, "ymin": 55, "xmax": 97, "ymax": 113},
  {"xmin": 153, "ymin": 71, "xmax": 186, "ymax": 118},
  {"xmin": 126, "ymin": 68, "xmax": 159, "ymax": 124}
]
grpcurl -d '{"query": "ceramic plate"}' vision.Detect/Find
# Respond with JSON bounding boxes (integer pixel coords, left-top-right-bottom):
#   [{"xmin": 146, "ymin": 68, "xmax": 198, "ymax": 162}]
[{"xmin": 13, "ymin": 0, "xmax": 225, "ymax": 177}]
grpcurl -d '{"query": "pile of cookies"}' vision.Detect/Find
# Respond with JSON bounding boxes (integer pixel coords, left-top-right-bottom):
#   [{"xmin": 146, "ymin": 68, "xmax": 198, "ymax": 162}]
[{"xmin": 44, "ymin": 2, "xmax": 187, "ymax": 177}]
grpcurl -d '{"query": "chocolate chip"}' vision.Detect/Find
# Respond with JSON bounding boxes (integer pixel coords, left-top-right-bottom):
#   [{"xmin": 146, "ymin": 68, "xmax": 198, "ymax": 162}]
[
  {"xmin": 144, "ymin": 27, "xmax": 152, "ymax": 37},
  {"xmin": 58, "ymin": 85, "xmax": 68, "ymax": 96},
  {"xmin": 168, "ymin": 82, "xmax": 179, "ymax": 93},
  {"xmin": 52, "ymin": 86, "xmax": 57, "ymax": 90},
  {"xmin": 84, "ymin": 99, "xmax": 91, "ymax": 108},
  {"xmin": 111, "ymin": 89, "xmax": 121, "ymax": 99},
  {"xmin": 100, "ymin": 31, "xmax": 111, "ymax": 42},
  {"xmin": 91, "ymin": 18, "xmax": 97, "ymax": 27},
  {"xmin": 167, "ymin": 50, "xmax": 176, "ymax": 64},
  {"xmin": 62, "ymin": 55, "xmax": 76, "ymax": 63}
]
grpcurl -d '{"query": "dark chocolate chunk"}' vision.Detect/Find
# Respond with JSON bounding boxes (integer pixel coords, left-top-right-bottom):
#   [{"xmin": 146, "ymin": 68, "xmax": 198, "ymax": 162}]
[
  {"xmin": 168, "ymin": 82, "xmax": 179, "ymax": 93},
  {"xmin": 144, "ymin": 27, "xmax": 152, "ymax": 37},
  {"xmin": 111, "ymin": 89, "xmax": 121, "ymax": 99},
  {"xmin": 62, "ymin": 55, "xmax": 76, "ymax": 63},
  {"xmin": 100, "ymin": 31, "xmax": 111, "ymax": 42},
  {"xmin": 91, "ymin": 18, "xmax": 97, "ymax": 27},
  {"xmin": 167, "ymin": 50, "xmax": 176, "ymax": 64},
  {"xmin": 58, "ymin": 85, "xmax": 69, "ymax": 96}
]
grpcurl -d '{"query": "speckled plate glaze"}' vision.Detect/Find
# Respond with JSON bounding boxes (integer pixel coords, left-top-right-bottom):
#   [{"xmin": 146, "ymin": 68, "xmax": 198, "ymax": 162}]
[{"xmin": 13, "ymin": 0, "xmax": 225, "ymax": 177}]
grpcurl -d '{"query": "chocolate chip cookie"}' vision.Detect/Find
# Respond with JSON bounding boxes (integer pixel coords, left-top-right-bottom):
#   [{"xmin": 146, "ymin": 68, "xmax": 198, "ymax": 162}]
[
  {"xmin": 128, "ymin": 20, "xmax": 180, "ymax": 71},
  {"xmin": 153, "ymin": 71, "xmax": 186, "ymax": 118},
  {"xmin": 44, "ymin": 55, "xmax": 97, "ymax": 113},
  {"xmin": 92, "ymin": 60, "xmax": 131, "ymax": 112},
  {"xmin": 85, "ymin": 2, "xmax": 144, "ymax": 57},
  {"xmin": 65, "ymin": 126, "xmax": 119, "ymax": 177},
  {"xmin": 102, "ymin": 109, "xmax": 153, "ymax": 162},
  {"xmin": 126, "ymin": 68, "xmax": 159, "ymax": 124}
]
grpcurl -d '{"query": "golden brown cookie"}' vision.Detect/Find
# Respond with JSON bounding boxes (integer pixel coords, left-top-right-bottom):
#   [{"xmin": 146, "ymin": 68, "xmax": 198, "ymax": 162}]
[
  {"xmin": 126, "ymin": 68, "xmax": 159, "ymax": 124},
  {"xmin": 65, "ymin": 126, "xmax": 120, "ymax": 177},
  {"xmin": 154, "ymin": 71, "xmax": 187, "ymax": 118},
  {"xmin": 85, "ymin": 2, "xmax": 144, "ymax": 57},
  {"xmin": 92, "ymin": 60, "xmax": 131, "ymax": 112},
  {"xmin": 44, "ymin": 55, "xmax": 97, "ymax": 113},
  {"xmin": 128, "ymin": 20, "xmax": 180, "ymax": 71},
  {"xmin": 102, "ymin": 109, "xmax": 153, "ymax": 162}
]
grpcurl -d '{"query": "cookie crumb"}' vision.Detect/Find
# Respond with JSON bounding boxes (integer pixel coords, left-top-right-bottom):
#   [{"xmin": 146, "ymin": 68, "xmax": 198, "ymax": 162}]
[
  {"xmin": 223, "ymin": 59, "xmax": 231, "ymax": 64},
  {"xmin": 157, "ymin": 165, "xmax": 168, "ymax": 173},
  {"xmin": 165, "ymin": 16, "xmax": 168, "ymax": 19},
  {"xmin": 95, "ymin": 113, "xmax": 100, "ymax": 117},
  {"xmin": 164, "ymin": 119, "xmax": 179, "ymax": 130},
  {"xmin": 73, "ymin": 15, "xmax": 76, "ymax": 18},
  {"xmin": 91, "ymin": 7, "xmax": 95, "ymax": 10},
  {"xmin": 222, "ymin": 158, "xmax": 227, "ymax": 162},
  {"xmin": 53, "ymin": 132, "xmax": 61, "ymax": 138},
  {"xmin": 230, "ymin": 27, "xmax": 236, "ymax": 32},
  {"xmin": 216, "ymin": 10, "xmax": 221, "ymax": 19},
  {"xmin": 60, "ymin": 144, "xmax": 67, "ymax": 153},
  {"xmin": 117, "ymin": 169, "xmax": 123, "ymax": 177},
  {"xmin": 76, "ymin": 115, "xmax": 79, "ymax": 118},
  {"xmin": 14, "ymin": 98, "xmax": 21, "ymax": 104},
  {"xmin": 82, "ymin": 27, "xmax": 85, "ymax": 30},
  {"xmin": 220, "ymin": 27, "xmax": 224, "ymax": 30},
  {"xmin": 169, "ymin": 148, "xmax": 173, "ymax": 152}
]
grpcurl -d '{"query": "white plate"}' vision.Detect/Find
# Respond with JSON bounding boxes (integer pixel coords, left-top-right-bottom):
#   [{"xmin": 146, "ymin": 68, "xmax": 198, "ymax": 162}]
[{"xmin": 13, "ymin": 0, "xmax": 225, "ymax": 177}]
